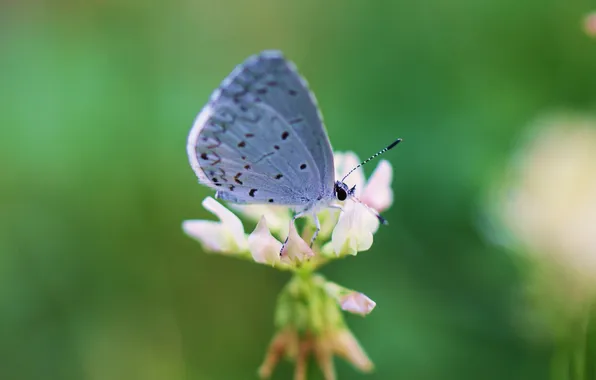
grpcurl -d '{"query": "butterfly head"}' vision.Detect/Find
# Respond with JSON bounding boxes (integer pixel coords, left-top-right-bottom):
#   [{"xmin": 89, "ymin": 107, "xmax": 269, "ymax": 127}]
[{"xmin": 333, "ymin": 181, "xmax": 355, "ymax": 201}]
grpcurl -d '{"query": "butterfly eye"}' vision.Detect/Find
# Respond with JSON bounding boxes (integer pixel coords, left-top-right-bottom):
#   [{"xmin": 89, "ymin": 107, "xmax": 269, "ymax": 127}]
[{"xmin": 336, "ymin": 187, "xmax": 347, "ymax": 201}]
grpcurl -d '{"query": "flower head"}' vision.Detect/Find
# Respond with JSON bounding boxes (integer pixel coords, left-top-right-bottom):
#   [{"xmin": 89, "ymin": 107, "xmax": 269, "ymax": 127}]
[
  {"xmin": 184, "ymin": 150, "xmax": 395, "ymax": 378},
  {"xmin": 184, "ymin": 151, "xmax": 394, "ymax": 268}
]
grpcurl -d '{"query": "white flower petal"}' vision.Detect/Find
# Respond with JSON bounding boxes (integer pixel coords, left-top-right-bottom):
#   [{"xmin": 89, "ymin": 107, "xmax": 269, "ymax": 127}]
[
  {"xmin": 183, "ymin": 220, "xmax": 234, "ymax": 252},
  {"xmin": 202, "ymin": 197, "xmax": 247, "ymax": 249},
  {"xmin": 182, "ymin": 197, "xmax": 247, "ymax": 253},
  {"xmin": 320, "ymin": 241, "xmax": 336, "ymax": 257},
  {"xmin": 280, "ymin": 222, "xmax": 315, "ymax": 264},
  {"xmin": 331, "ymin": 200, "xmax": 380, "ymax": 256},
  {"xmin": 361, "ymin": 160, "xmax": 393, "ymax": 212},
  {"xmin": 248, "ymin": 216, "xmax": 283, "ymax": 266},
  {"xmin": 334, "ymin": 152, "xmax": 365, "ymax": 194}
]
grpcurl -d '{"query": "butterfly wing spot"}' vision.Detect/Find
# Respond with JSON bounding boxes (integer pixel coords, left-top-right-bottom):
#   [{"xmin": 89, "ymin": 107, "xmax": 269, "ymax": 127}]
[
  {"xmin": 245, "ymin": 133, "xmax": 254, "ymax": 138},
  {"xmin": 274, "ymin": 145, "xmax": 280, "ymax": 150},
  {"xmin": 200, "ymin": 153, "xmax": 208, "ymax": 160},
  {"xmin": 249, "ymin": 189, "xmax": 257, "ymax": 197},
  {"xmin": 281, "ymin": 131, "xmax": 289, "ymax": 140},
  {"xmin": 244, "ymin": 164, "xmax": 251, "ymax": 170},
  {"xmin": 234, "ymin": 173, "xmax": 243, "ymax": 185},
  {"xmin": 300, "ymin": 163, "xmax": 307, "ymax": 170},
  {"xmin": 219, "ymin": 168, "xmax": 228, "ymax": 182},
  {"xmin": 268, "ymin": 199, "xmax": 274, "ymax": 203},
  {"xmin": 238, "ymin": 141, "xmax": 246, "ymax": 148},
  {"xmin": 229, "ymin": 185, "xmax": 235, "ymax": 191},
  {"xmin": 288, "ymin": 89, "xmax": 297, "ymax": 96},
  {"xmin": 275, "ymin": 174, "xmax": 283, "ymax": 179}
]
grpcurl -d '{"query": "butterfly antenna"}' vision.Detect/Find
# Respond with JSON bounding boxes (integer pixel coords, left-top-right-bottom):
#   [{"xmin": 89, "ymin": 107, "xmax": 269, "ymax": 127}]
[
  {"xmin": 341, "ymin": 138, "xmax": 402, "ymax": 182},
  {"xmin": 351, "ymin": 195, "xmax": 389, "ymax": 225}
]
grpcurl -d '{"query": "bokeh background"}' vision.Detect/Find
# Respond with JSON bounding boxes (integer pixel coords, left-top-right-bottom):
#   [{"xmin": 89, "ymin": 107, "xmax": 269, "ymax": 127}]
[{"xmin": 1, "ymin": 1, "xmax": 596, "ymax": 379}]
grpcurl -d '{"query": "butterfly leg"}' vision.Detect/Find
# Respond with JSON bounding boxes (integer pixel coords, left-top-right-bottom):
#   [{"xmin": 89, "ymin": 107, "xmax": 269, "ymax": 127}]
[
  {"xmin": 310, "ymin": 214, "xmax": 321, "ymax": 248},
  {"xmin": 329, "ymin": 204, "xmax": 344, "ymax": 212}
]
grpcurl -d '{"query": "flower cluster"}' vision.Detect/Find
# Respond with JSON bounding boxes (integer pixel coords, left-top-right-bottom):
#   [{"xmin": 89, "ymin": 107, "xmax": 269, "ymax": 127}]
[{"xmin": 183, "ymin": 151, "xmax": 394, "ymax": 380}]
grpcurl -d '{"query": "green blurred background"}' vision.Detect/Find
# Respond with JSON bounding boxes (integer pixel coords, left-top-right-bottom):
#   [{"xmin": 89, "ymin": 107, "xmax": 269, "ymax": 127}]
[{"xmin": 1, "ymin": 1, "xmax": 595, "ymax": 379}]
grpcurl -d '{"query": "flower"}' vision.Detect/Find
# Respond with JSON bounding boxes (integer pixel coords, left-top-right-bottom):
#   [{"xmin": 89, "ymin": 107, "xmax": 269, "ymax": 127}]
[
  {"xmin": 490, "ymin": 113, "xmax": 596, "ymax": 339},
  {"xmin": 326, "ymin": 199, "xmax": 380, "ymax": 256},
  {"xmin": 183, "ymin": 150, "xmax": 395, "ymax": 379},
  {"xmin": 323, "ymin": 152, "xmax": 394, "ymax": 257},
  {"xmin": 584, "ymin": 11, "xmax": 596, "ymax": 37},
  {"xmin": 184, "ymin": 151, "xmax": 395, "ymax": 266},
  {"xmin": 496, "ymin": 115, "xmax": 596, "ymax": 291}
]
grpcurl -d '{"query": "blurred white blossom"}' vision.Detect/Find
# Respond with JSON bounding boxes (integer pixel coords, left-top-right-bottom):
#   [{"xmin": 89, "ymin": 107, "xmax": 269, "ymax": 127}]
[
  {"xmin": 584, "ymin": 11, "xmax": 596, "ymax": 37},
  {"xmin": 492, "ymin": 114, "xmax": 596, "ymax": 331}
]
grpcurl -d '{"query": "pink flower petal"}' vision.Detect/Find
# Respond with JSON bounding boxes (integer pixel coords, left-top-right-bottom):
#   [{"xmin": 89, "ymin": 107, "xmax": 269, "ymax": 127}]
[
  {"xmin": 361, "ymin": 160, "xmax": 393, "ymax": 212},
  {"xmin": 248, "ymin": 216, "xmax": 283, "ymax": 266},
  {"xmin": 334, "ymin": 152, "xmax": 365, "ymax": 194},
  {"xmin": 584, "ymin": 12, "xmax": 596, "ymax": 37},
  {"xmin": 324, "ymin": 281, "xmax": 376, "ymax": 316},
  {"xmin": 339, "ymin": 292, "xmax": 376, "ymax": 316},
  {"xmin": 281, "ymin": 222, "xmax": 315, "ymax": 264}
]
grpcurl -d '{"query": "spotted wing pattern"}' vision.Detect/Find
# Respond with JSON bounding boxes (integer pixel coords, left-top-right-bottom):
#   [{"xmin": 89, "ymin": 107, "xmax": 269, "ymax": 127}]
[{"xmin": 187, "ymin": 51, "xmax": 335, "ymax": 206}]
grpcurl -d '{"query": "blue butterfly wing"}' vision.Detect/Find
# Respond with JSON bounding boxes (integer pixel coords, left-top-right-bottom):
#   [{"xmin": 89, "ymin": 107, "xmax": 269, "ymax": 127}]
[{"xmin": 187, "ymin": 51, "xmax": 335, "ymax": 205}]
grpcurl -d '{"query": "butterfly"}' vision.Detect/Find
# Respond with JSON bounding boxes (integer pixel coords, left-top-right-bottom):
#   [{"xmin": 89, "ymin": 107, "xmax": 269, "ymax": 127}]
[{"xmin": 187, "ymin": 50, "xmax": 401, "ymax": 248}]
